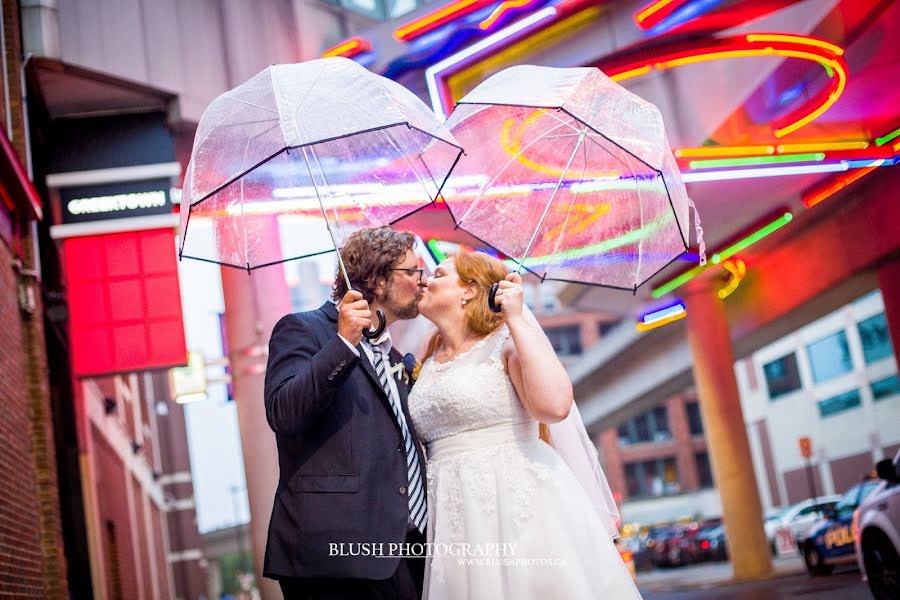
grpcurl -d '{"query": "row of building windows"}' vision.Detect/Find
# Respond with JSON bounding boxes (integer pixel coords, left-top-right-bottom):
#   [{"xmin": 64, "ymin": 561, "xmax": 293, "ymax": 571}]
[
  {"xmin": 321, "ymin": 0, "xmax": 425, "ymax": 21},
  {"xmin": 623, "ymin": 451, "xmax": 714, "ymax": 499},
  {"xmin": 617, "ymin": 402, "xmax": 704, "ymax": 446},
  {"xmin": 762, "ymin": 312, "xmax": 896, "ymax": 412}
]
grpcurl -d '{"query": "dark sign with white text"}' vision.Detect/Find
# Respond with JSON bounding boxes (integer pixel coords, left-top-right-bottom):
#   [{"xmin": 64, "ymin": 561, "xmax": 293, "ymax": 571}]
[{"xmin": 58, "ymin": 178, "xmax": 171, "ymax": 224}]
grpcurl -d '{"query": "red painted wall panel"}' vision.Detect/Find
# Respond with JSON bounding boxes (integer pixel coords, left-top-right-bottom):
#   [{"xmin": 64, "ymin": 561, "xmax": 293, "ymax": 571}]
[{"xmin": 65, "ymin": 229, "xmax": 187, "ymax": 376}]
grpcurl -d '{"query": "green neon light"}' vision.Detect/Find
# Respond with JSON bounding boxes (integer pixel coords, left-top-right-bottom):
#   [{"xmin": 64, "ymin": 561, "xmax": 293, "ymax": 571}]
[
  {"xmin": 688, "ymin": 153, "xmax": 825, "ymax": 170},
  {"xmin": 513, "ymin": 212, "xmax": 676, "ymax": 269},
  {"xmin": 823, "ymin": 64, "xmax": 833, "ymax": 77},
  {"xmin": 651, "ymin": 212, "xmax": 793, "ymax": 298},
  {"xmin": 427, "ymin": 239, "xmax": 447, "ymax": 262},
  {"xmin": 875, "ymin": 127, "xmax": 900, "ymax": 147}
]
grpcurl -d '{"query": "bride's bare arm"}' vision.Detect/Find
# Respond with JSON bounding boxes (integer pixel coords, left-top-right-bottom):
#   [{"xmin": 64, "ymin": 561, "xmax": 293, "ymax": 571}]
[{"xmin": 497, "ymin": 274, "xmax": 573, "ymax": 423}]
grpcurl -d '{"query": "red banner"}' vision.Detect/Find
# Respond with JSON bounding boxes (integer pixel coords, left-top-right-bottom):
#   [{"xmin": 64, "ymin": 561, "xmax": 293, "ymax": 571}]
[{"xmin": 65, "ymin": 228, "xmax": 187, "ymax": 377}]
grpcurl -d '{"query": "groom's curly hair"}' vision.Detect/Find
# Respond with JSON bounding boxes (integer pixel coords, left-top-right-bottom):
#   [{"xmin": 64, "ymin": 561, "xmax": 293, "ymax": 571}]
[{"xmin": 331, "ymin": 227, "xmax": 415, "ymax": 304}]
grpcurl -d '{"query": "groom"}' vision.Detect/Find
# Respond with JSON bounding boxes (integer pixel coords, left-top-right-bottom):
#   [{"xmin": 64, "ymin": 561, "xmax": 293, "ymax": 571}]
[{"xmin": 263, "ymin": 226, "xmax": 428, "ymax": 599}]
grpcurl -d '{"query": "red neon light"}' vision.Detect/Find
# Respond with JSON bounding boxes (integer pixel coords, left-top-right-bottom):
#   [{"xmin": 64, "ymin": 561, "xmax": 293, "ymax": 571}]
[
  {"xmin": 601, "ymin": 34, "xmax": 848, "ymax": 139},
  {"xmin": 802, "ymin": 164, "xmax": 881, "ymax": 208},
  {"xmin": 321, "ymin": 37, "xmax": 372, "ymax": 59},
  {"xmin": 633, "ymin": 0, "xmax": 690, "ymax": 30},
  {"xmin": 394, "ymin": 0, "xmax": 497, "ymax": 42}
]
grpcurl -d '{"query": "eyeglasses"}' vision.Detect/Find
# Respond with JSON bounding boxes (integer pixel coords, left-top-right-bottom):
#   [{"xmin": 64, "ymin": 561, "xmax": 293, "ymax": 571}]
[{"xmin": 391, "ymin": 267, "xmax": 425, "ymax": 281}]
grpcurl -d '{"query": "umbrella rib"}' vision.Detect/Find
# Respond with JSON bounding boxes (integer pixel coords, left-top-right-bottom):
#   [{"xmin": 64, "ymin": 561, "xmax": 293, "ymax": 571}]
[
  {"xmin": 514, "ymin": 127, "xmax": 588, "ymax": 275},
  {"xmin": 457, "ymin": 118, "xmax": 575, "ymax": 227}
]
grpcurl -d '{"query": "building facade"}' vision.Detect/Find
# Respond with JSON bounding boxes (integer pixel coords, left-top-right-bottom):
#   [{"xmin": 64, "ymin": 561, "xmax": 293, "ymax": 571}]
[
  {"xmin": 0, "ymin": 1, "xmax": 68, "ymax": 597},
  {"xmin": 738, "ymin": 290, "xmax": 900, "ymax": 509}
]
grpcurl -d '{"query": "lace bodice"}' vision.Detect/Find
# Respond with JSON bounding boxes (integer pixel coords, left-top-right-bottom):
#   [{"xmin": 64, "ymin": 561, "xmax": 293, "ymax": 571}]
[{"xmin": 408, "ymin": 325, "xmax": 532, "ymax": 444}]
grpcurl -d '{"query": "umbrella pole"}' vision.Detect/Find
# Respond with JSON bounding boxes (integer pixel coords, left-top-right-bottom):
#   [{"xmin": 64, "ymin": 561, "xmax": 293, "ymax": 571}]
[
  {"xmin": 299, "ymin": 145, "xmax": 386, "ymax": 338},
  {"xmin": 490, "ymin": 128, "xmax": 587, "ymax": 312}
]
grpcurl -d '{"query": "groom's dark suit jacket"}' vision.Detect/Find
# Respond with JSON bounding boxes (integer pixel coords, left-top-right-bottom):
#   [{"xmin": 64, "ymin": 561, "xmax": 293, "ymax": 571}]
[{"xmin": 262, "ymin": 301, "xmax": 427, "ymax": 581}]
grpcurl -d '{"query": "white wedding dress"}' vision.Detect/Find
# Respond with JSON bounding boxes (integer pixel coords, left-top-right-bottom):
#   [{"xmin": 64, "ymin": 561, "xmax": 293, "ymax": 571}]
[{"xmin": 408, "ymin": 325, "xmax": 642, "ymax": 599}]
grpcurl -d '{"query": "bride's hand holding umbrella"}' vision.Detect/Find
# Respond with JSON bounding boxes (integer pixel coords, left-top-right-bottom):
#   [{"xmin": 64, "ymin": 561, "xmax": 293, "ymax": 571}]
[{"xmin": 492, "ymin": 272, "xmax": 525, "ymax": 321}]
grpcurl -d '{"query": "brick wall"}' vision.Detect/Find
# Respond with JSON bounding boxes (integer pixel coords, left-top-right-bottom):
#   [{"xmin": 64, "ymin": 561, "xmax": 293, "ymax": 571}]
[
  {"xmin": 0, "ymin": 235, "xmax": 45, "ymax": 598},
  {"xmin": 1, "ymin": 0, "xmax": 68, "ymax": 597}
]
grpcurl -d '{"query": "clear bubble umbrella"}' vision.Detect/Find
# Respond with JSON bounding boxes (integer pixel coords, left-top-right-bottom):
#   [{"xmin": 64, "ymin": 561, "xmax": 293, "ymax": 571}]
[
  {"xmin": 440, "ymin": 65, "xmax": 705, "ymax": 309},
  {"xmin": 179, "ymin": 57, "xmax": 463, "ymax": 336}
]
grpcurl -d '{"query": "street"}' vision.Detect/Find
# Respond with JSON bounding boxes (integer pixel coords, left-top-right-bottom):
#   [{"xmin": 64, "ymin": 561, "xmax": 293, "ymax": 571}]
[{"xmin": 636, "ymin": 557, "xmax": 872, "ymax": 599}]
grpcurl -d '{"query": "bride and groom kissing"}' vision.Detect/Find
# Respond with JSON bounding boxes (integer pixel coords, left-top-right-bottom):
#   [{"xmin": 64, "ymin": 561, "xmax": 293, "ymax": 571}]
[{"xmin": 262, "ymin": 226, "xmax": 642, "ymax": 599}]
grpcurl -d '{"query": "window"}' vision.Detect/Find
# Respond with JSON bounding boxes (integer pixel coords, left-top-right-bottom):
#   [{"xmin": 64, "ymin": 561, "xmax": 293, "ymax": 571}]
[
  {"xmin": 617, "ymin": 406, "xmax": 672, "ymax": 445},
  {"xmin": 818, "ymin": 389, "xmax": 862, "ymax": 418},
  {"xmin": 598, "ymin": 319, "xmax": 622, "ymax": 337},
  {"xmin": 686, "ymin": 402, "xmax": 704, "ymax": 436},
  {"xmin": 545, "ymin": 325, "xmax": 582, "ymax": 356},
  {"xmin": 695, "ymin": 452, "xmax": 714, "ymax": 488},
  {"xmin": 322, "ymin": 0, "xmax": 426, "ymax": 20},
  {"xmin": 858, "ymin": 313, "xmax": 894, "ymax": 364},
  {"xmin": 871, "ymin": 374, "xmax": 900, "ymax": 400},
  {"xmin": 806, "ymin": 330, "xmax": 853, "ymax": 383},
  {"xmin": 652, "ymin": 406, "xmax": 671, "ymax": 441},
  {"xmin": 624, "ymin": 458, "xmax": 681, "ymax": 498},
  {"xmin": 763, "ymin": 353, "xmax": 802, "ymax": 399}
]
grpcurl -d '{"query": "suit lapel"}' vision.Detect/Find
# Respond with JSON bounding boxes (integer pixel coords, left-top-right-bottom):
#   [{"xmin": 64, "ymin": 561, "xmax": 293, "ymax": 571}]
[{"xmin": 321, "ymin": 301, "xmax": 408, "ymax": 437}]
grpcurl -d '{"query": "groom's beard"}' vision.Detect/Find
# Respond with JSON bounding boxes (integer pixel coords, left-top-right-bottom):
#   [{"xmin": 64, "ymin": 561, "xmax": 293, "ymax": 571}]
[{"xmin": 383, "ymin": 282, "xmax": 422, "ymax": 320}]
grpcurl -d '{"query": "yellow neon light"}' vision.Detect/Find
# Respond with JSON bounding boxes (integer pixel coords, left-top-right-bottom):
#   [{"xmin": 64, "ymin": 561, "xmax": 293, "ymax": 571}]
[
  {"xmin": 629, "ymin": 48, "xmax": 846, "ymax": 139},
  {"xmin": 635, "ymin": 0, "xmax": 677, "ymax": 25},
  {"xmin": 480, "ymin": 0, "xmax": 534, "ymax": 30},
  {"xmin": 717, "ymin": 259, "xmax": 746, "ymax": 300},
  {"xmin": 745, "ymin": 34, "xmax": 844, "ymax": 56},
  {"xmin": 636, "ymin": 310, "xmax": 686, "ymax": 332},
  {"xmin": 776, "ymin": 141, "xmax": 869, "ymax": 153},
  {"xmin": 610, "ymin": 65, "xmax": 652, "ymax": 82},
  {"xmin": 500, "ymin": 111, "xmax": 620, "ymax": 179}
]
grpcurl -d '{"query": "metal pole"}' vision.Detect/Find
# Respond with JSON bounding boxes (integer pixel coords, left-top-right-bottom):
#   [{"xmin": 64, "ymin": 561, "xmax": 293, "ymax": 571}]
[
  {"xmin": 805, "ymin": 458, "xmax": 818, "ymax": 505},
  {"xmin": 299, "ymin": 145, "xmax": 353, "ymax": 291}
]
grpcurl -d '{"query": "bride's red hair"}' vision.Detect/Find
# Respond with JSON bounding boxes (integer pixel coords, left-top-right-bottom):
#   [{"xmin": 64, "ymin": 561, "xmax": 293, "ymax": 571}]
[{"xmin": 423, "ymin": 251, "xmax": 552, "ymax": 444}]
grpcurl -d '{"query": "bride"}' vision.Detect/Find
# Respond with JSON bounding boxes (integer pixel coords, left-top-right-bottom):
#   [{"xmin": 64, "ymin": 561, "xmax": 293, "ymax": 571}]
[{"xmin": 408, "ymin": 251, "xmax": 642, "ymax": 599}]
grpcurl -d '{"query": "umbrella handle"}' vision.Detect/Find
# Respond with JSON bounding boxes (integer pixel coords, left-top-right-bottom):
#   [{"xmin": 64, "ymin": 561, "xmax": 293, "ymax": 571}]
[
  {"xmin": 361, "ymin": 309, "xmax": 387, "ymax": 340},
  {"xmin": 488, "ymin": 283, "xmax": 502, "ymax": 313}
]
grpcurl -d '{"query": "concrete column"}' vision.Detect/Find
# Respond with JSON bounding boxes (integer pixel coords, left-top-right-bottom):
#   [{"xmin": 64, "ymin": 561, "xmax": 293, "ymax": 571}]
[
  {"xmin": 876, "ymin": 254, "xmax": 900, "ymax": 359},
  {"xmin": 683, "ymin": 283, "xmax": 773, "ymax": 580},
  {"xmin": 220, "ymin": 216, "xmax": 290, "ymax": 600},
  {"xmin": 667, "ymin": 395, "xmax": 700, "ymax": 491}
]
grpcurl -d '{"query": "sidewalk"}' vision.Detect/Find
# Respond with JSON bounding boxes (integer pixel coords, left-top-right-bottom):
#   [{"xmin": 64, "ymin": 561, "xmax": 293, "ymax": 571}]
[{"xmin": 636, "ymin": 556, "xmax": 806, "ymax": 593}]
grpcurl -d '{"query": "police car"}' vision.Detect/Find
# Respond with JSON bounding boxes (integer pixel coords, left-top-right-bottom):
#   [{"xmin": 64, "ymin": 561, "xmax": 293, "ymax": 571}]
[
  {"xmin": 855, "ymin": 450, "xmax": 900, "ymax": 600},
  {"xmin": 801, "ymin": 479, "xmax": 881, "ymax": 576}
]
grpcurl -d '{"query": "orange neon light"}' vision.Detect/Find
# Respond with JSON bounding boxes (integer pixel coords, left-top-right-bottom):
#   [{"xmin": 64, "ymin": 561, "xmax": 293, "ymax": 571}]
[
  {"xmin": 394, "ymin": 0, "xmax": 494, "ymax": 42},
  {"xmin": 480, "ymin": 0, "xmax": 535, "ymax": 30},
  {"xmin": 674, "ymin": 146, "xmax": 775, "ymax": 158},
  {"xmin": 802, "ymin": 163, "xmax": 882, "ymax": 208},
  {"xmin": 321, "ymin": 37, "xmax": 371, "ymax": 58},
  {"xmin": 634, "ymin": 0, "xmax": 677, "ymax": 25}
]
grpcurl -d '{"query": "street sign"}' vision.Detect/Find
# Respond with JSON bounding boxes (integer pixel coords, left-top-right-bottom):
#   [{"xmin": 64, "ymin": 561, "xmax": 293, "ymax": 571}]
[{"xmin": 799, "ymin": 436, "xmax": 813, "ymax": 458}]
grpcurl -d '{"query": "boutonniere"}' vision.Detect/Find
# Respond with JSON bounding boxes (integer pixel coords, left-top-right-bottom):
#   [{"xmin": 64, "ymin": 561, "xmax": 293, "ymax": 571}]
[{"xmin": 403, "ymin": 353, "xmax": 422, "ymax": 385}]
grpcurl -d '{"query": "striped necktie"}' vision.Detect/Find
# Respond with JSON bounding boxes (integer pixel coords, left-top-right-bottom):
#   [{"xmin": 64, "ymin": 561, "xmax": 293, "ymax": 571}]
[{"xmin": 369, "ymin": 343, "xmax": 427, "ymax": 533}]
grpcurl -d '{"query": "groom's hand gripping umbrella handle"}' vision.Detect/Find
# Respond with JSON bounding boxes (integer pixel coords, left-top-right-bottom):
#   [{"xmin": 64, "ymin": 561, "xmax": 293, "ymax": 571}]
[
  {"xmin": 361, "ymin": 310, "xmax": 386, "ymax": 340},
  {"xmin": 488, "ymin": 283, "xmax": 502, "ymax": 313}
]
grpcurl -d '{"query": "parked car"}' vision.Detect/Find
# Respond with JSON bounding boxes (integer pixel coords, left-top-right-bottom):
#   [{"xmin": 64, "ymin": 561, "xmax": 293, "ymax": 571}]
[
  {"xmin": 855, "ymin": 451, "xmax": 900, "ymax": 600},
  {"xmin": 618, "ymin": 535, "xmax": 653, "ymax": 572},
  {"xmin": 770, "ymin": 495, "xmax": 841, "ymax": 555},
  {"xmin": 649, "ymin": 524, "xmax": 702, "ymax": 567},
  {"xmin": 801, "ymin": 479, "xmax": 881, "ymax": 575},
  {"xmin": 763, "ymin": 507, "xmax": 788, "ymax": 553},
  {"xmin": 696, "ymin": 524, "xmax": 728, "ymax": 562}
]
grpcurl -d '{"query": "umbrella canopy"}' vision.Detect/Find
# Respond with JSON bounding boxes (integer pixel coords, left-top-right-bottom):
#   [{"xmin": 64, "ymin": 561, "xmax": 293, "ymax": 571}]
[
  {"xmin": 442, "ymin": 65, "xmax": 704, "ymax": 292},
  {"xmin": 179, "ymin": 57, "xmax": 463, "ymax": 270}
]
